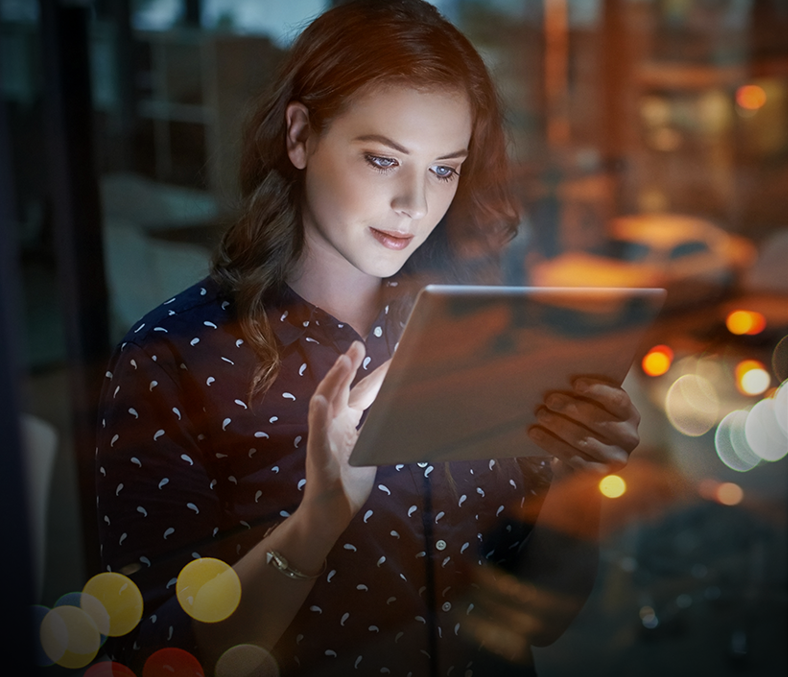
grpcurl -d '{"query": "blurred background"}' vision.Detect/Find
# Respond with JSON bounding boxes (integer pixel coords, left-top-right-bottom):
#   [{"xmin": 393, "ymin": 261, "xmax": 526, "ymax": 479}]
[{"xmin": 1, "ymin": 0, "xmax": 786, "ymax": 674}]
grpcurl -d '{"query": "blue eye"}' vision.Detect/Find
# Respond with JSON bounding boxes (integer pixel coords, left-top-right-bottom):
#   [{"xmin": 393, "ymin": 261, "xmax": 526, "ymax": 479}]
[
  {"xmin": 366, "ymin": 154, "xmax": 397, "ymax": 171},
  {"xmin": 432, "ymin": 165, "xmax": 458, "ymax": 182}
]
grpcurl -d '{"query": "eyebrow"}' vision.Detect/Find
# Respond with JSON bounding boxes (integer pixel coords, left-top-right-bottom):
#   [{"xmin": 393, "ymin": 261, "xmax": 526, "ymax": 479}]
[{"xmin": 354, "ymin": 134, "xmax": 468, "ymax": 160}]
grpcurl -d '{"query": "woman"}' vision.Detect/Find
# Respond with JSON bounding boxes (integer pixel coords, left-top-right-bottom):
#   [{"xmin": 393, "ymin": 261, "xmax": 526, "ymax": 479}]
[{"xmin": 96, "ymin": 2, "xmax": 639, "ymax": 675}]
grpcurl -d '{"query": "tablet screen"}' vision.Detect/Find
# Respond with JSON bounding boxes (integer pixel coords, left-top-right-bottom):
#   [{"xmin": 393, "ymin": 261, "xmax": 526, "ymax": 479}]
[{"xmin": 349, "ymin": 286, "xmax": 666, "ymax": 467}]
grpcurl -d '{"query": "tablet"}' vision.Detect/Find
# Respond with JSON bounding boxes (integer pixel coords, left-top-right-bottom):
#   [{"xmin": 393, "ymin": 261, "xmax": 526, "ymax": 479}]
[{"xmin": 348, "ymin": 285, "xmax": 666, "ymax": 467}]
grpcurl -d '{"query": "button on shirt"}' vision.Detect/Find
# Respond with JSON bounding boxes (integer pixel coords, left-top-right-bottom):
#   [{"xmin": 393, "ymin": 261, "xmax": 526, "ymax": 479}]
[{"xmin": 96, "ymin": 277, "xmax": 552, "ymax": 676}]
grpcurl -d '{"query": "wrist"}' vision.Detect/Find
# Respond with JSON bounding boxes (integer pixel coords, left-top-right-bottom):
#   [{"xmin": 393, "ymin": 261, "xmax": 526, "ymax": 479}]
[{"xmin": 291, "ymin": 494, "xmax": 351, "ymax": 545}]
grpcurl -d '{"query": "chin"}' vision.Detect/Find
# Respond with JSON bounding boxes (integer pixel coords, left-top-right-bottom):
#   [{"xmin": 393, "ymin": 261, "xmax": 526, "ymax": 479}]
[{"xmin": 362, "ymin": 257, "xmax": 411, "ymax": 280}]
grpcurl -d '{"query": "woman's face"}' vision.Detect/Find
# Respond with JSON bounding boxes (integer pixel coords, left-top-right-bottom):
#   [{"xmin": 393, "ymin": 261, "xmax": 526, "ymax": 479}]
[{"xmin": 287, "ymin": 85, "xmax": 473, "ymax": 283}]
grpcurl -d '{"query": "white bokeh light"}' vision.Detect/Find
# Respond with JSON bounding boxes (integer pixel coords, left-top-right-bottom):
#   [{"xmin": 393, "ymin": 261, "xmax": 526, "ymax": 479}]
[
  {"xmin": 740, "ymin": 367, "xmax": 771, "ymax": 396},
  {"xmin": 775, "ymin": 381, "xmax": 787, "ymax": 436},
  {"xmin": 715, "ymin": 410, "xmax": 760, "ymax": 472},
  {"xmin": 666, "ymin": 374, "xmax": 720, "ymax": 437},
  {"xmin": 745, "ymin": 398, "xmax": 788, "ymax": 462}
]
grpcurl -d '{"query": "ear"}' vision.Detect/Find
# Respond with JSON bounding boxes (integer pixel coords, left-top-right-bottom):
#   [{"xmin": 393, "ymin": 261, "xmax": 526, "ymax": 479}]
[{"xmin": 285, "ymin": 101, "xmax": 312, "ymax": 170}]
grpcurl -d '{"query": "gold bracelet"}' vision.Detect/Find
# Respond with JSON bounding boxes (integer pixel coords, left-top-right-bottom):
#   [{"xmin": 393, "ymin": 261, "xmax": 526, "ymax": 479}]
[{"xmin": 265, "ymin": 550, "xmax": 327, "ymax": 581}]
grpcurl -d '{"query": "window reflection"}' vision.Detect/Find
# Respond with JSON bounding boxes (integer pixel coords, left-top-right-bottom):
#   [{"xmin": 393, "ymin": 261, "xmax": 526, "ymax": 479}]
[{"xmin": 4, "ymin": 0, "xmax": 786, "ymax": 674}]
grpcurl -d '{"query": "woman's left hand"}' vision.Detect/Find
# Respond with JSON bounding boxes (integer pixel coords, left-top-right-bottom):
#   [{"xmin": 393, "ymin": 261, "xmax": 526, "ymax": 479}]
[{"xmin": 527, "ymin": 378, "xmax": 641, "ymax": 474}]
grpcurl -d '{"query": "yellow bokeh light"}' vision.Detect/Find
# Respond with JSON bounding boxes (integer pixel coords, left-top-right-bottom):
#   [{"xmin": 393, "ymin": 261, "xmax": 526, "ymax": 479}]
[
  {"xmin": 642, "ymin": 345, "xmax": 673, "ymax": 377},
  {"xmin": 736, "ymin": 84, "xmax": 767, "ymax": 110},
  {"xmin": 216, "ymin": 645, "xmax": 280, "ymax": 677},
  {"xmin": 726, "ymin": 310, "xmax": 766, "ymax": 336},
  {"xmin": 82, "ymin": 572, "xmax": 143, "ymax": 637},
  {"xmin": 716, "ymin": 482, "xmax": 744, "ymax": 506},
  {"xmin": 176, "ymin": 558, "xmax": 242, "ymax": 623},
  {"xmin": 41, "ymin": 606, "xmax": 101, "ymax": 669},
  {"xmin": 735, "ymin": 360, "xmax": 770, "ymax": 396},
  {"xmin": 599, "ymin": 475, "xmax": 626, "ymax": 498}
]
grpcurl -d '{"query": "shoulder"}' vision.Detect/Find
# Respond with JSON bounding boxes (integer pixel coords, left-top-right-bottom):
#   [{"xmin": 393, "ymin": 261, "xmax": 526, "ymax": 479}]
[
  {"xmin": 107, "ymin": 277, "xmax": 246, "ymax": 384},
  {"xmin": 120, "ymin": 277, "xmax": 233, "ymax": 345}
]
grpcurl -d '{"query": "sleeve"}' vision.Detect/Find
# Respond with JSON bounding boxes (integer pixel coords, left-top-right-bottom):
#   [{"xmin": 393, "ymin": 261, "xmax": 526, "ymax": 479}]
[{"xmin": 96, "ymin": 340, "xmax": 222, "ymax": 666}]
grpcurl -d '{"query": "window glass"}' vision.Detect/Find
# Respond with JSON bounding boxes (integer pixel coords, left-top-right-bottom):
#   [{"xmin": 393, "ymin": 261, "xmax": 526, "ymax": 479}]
[{"xmin": 4, "ymin": 0, "xmax": 786, "ymax": 674}]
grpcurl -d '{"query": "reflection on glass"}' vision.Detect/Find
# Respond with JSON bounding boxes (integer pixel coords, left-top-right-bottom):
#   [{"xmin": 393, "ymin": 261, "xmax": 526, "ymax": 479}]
[
  {"xmin": 215, "ymin": 644, "xmax": 280, "ymax": 677},
  {"xmin": 665, "ymin": 374, "xmax": 719, "ymax": 437},
  {"xmin": 175, "ymin": 557, "xmax": 241, "ymax": 623}
]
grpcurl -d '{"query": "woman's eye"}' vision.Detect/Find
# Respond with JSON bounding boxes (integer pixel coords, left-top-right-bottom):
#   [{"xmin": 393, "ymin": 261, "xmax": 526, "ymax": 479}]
[
  {"xmin": 366, "ymin": 154, "xmax": 398, "ymax": 171},
  {"xmin": 432, "ymin": 165, "xmax": 458, "ymax": 181}
]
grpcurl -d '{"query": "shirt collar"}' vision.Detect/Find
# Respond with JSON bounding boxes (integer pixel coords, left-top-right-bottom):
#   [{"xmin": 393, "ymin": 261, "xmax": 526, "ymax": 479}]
[{"xmin": 266, "ymin": 280, "xmax": 410, "ymax": 349}]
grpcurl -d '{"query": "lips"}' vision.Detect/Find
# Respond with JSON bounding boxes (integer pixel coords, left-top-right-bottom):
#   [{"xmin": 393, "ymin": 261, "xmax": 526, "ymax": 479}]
[{"xmin": 369, "ymin": 227, "xmax": 415, "ymax": 251}]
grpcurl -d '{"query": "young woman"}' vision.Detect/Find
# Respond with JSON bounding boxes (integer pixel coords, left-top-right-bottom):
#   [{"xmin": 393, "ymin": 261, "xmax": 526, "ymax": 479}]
[{"xmin": 96, "ymin": 2, "xmax": 640, "ymax": 675}]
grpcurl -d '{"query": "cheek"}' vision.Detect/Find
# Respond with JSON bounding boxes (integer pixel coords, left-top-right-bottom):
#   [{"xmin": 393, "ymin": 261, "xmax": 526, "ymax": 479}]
[
  {"xmin": 306, "ymin": 161, "xmax": 380, "ymax": 223},
  {"xmin": 427, "ymin": 183, "xmax": 460, "ymax": 227}
]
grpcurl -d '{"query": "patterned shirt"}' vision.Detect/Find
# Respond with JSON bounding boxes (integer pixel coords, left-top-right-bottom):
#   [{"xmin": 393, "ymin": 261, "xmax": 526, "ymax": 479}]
[{"xmin": 96, "ymin": 277, "xmax": 552, "ymax": 676}]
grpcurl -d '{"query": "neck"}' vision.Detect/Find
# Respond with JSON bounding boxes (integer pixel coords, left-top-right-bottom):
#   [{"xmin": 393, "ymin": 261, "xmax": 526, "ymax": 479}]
[{"xmin": 287, "ymin": 251, "xmax": 383, "ymax": 339}]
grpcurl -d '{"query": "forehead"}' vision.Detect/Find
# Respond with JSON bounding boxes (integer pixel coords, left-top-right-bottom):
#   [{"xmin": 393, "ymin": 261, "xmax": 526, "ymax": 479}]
[{"xmin": 323, "ymin": 84, "xmax": 473, "ymax": 153}]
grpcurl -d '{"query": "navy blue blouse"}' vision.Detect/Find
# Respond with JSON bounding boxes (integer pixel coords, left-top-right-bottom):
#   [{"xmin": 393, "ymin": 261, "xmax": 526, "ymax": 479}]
[{"xmin": 96, "ymin": 277, "xmax": 552, "ymax": 676}]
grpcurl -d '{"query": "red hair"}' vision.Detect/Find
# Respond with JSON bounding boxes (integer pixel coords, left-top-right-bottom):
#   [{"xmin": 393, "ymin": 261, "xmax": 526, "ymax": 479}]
[{"xmin": 212, "ymin": 0, "xmax": 519, "ymax": 397}]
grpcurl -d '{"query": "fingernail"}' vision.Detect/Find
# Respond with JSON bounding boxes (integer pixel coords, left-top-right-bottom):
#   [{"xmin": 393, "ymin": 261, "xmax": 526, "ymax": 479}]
[
  {"xmin": 528, "ymin": 427, "xmax": 544, "ymax": 440},
  {"xmin": 546, "ymin": 394, "xmax": 565, "ymax": 410},
  {"xmin": 574, "ymin": 379, "xmax": 590, "ymax": 393}
]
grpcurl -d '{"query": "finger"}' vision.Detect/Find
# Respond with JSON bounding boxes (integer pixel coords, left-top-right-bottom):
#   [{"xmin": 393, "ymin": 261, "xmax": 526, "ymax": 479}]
[
  {"xmin": 336, "ymin": 342, "xmax": 366, "ymax": 412},
  {"xmin": 307, "ymin": 393, "xmax": 330, "ymax": 460},
  {"xmin": 528, "ymin": 425, "xmax": 618, "ymax": 474},
  {"xmin": 348, "ymin": 359, "xmax": 391, "ymax": 411},
  {"xmin": 315, "ymin": 342, "xmax": 364, "ymax": 415},
  {"xmin": 544, "ymin": 392, "xmax": 640, "ymax": 452},
  {"xmin": 534, "ymin": 407, "xmax": 630, "ymax": 468},
  {"xmin": 573, "ymin": 378, "xmax": 638, "ymax": 422}
]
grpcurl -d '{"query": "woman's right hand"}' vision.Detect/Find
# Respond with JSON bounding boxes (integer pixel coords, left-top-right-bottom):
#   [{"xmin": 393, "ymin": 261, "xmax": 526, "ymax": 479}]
[{"xmin": 300, "ymin": 341, "xmax": 389, "ymax": 535}]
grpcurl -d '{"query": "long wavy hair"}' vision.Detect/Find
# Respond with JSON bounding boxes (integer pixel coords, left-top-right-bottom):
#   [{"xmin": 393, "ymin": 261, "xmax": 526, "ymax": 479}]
[{"xmin": 212, "ymin": 0, "xmax": 520, "ymax": 398}]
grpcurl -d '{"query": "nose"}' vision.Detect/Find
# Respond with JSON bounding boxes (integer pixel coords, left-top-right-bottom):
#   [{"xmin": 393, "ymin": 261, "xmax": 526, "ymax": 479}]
[{"xmin": 391, "ymin": 171, "xmax": 428, "ymax": 220}]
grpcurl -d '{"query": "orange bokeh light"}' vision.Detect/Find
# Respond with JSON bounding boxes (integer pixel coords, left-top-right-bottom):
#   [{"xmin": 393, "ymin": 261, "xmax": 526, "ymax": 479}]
[
  {"xmin": 736, "ymin": 84, "xmax": 767, "ymax": 110},
  {"xmin": 716, "ymin": 482, "xmax": 744, "ymax": 506},
  {"xmin": 726, "ymin": 310, "xmax": 766, "ymax": 335},
  {"xmin": 642, "ymin": 345, "xmax": 674, "ymax": 377}
]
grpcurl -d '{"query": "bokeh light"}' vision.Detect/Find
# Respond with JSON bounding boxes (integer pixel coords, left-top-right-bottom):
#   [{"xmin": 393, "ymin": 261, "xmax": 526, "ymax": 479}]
[
  {"xmin": 639, "ymin": 605, "xmax": 658, "ymax": 629},
  {"xmin": 775, "ymin": 381, "xmax": 787, "ymax": 435},
  {"xmin": 745, "ymin": 399, "xmax": 788, "ymax": 462},
  {"xmin": 215, "ymin": 644, "xmax": 280, "ymax": 677},
  {"xmin": 84, "ymin": 660, "xmax": 138, "ymax": 676},
  {"xmin": 176, "ymin": 558, "xmax": 242, "ymax": 623},
  {"xmin": 736, "ymin": 84, "xmax": 767, "ymax": 110},
  {"xmin": 698, "ymin": 478, "xmax": 719, "ymax": 501},
  {"xmin": 143, "ymin": 648, "xmax": 204, "ymax": 677},
  {"xmin": 599, "ymin": 475, "xmax": 626, "ymax": 498},
  {"xmin": 40, "ymin": 605, "xmax": 101, "ymax": 669},
  {"xmin": 665, "ymin": 374, "xmax": 719, "ymax": 436},
  {"xmin": 716, "ymin": 482, "xmax": 744, "ymax": 506},
  {"xmin": 726, "ymin": 310, "xmax": 766, "ymax": 335},
  {"xmin": 82, "ymin": 572, "xmax": 143, "ymax": 637},
  {"xmin": 715, "ymin": 410, "xmax": 761, "ymax": 472},
  {"xmin": 642, "ymin": 345, "xmax": 673, "ymax": 377},
  {"xmin": 56, "ymin": 592, "xmax": 110, "ymax": 640},
  {"xmin": 31, "ymin": 605, "xmax": 55, "ymax": 666},
  {"xmin": 735, "ymin": 359, "xmax": 771, "ymax": 396},
  {"xmin": 773, "ymin": 336, "xmax": 788, "ymax": 382}
]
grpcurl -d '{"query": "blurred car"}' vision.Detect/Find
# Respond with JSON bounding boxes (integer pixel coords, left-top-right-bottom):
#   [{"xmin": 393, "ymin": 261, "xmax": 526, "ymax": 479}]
[{"xmin": 529, "ymin": 214, "xmax": 757, "ymax": 307}]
